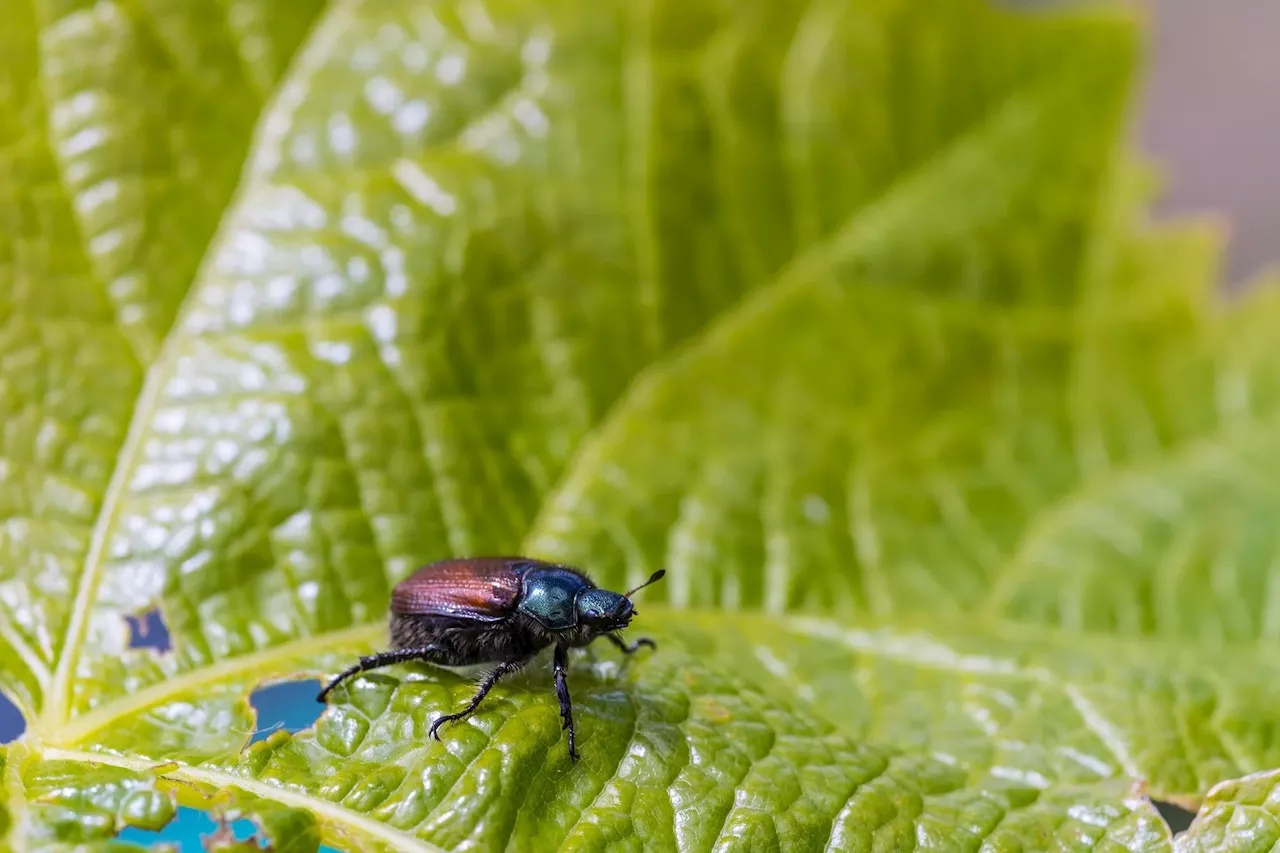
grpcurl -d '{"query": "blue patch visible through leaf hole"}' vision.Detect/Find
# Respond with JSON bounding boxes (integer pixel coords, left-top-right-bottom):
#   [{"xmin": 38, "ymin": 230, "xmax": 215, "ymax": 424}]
[
  {"xmin": 127, "ymin": 607, "xmax": 173, "ymax": 653},
  {"xmin": 122, "ymin": 616, "xmax": 327, "ymax": 743},
  {"xmin": 117, "ymin": 805, "xmax": 344, "ymax": 852},
  {"xmin": 6, "ymin": 615, "xmax": 335, "ymax": 848},
  {"xmin": 0, "ymin": 692, "xmax": 24, "ymax": 743},
  {"xmin": 113, "ymin": 619, "xmax": 333, "ymax": 850},
  {"xmin": 249, "ymin": 679, "xmax": 325, "ymax": 744},
  {"xmin": 108, "ymin": 681, "xmax": 338, "ymax": 851}
]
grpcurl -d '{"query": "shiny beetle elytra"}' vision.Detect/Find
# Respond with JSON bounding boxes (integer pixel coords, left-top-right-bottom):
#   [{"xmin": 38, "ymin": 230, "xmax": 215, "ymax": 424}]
[{"xmin": 317, "ymin": 557, "xmax": 665, "ymax": 761}]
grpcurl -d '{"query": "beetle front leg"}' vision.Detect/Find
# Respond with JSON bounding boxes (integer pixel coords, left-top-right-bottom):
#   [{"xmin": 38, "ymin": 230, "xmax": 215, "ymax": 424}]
[
  {"xmin": 553, "ymin": 642, "xmax": 577, "ymax": 761},
  {"xmin": 604, "ymin": 633, "xmax": 656, "ymax": 655},
  {"xmin": 317, "ymin": 647, "xmax": 443, "ymax": 702},
  {"xmin": 429, "ymin": 654, "xmax": 531, "ymax": 741}
]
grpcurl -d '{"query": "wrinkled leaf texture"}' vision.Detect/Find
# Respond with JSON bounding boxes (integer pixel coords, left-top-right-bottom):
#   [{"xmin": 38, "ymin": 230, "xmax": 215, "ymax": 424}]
[{"xmin": 1, "ymin": 0, "xmax": 1277, "ymax": 850}]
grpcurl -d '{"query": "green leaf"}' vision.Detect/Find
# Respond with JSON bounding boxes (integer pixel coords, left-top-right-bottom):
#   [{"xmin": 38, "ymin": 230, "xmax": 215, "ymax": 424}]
[
  {"xmin": 1174, "ymin": 769, "xmax": 1280, "ymax": 853},
  {"xmin": 1, "ymin": 0, "xmax": 1272, "ymax": 848},
  {"xmin": 0, "ymin": 748, "xmax": 10, "ymax": 842},
  {"xmin": 21, "ymin": 0, "xmax": 1140, "ymax": 726},
  {"xmin": 525, "ymin": 221, "xmax": 1220, "ymax": 612},
  {"xmin": 0, "ymin": 0, "xmax": 325, "ymax": 720},
  {"xmin": 21, "ymin": 754, "xmax": 176, "ymax": 845},
  {"xmin": 43, "ymin": 624, "xmax": 1176, "ymax": 852}
]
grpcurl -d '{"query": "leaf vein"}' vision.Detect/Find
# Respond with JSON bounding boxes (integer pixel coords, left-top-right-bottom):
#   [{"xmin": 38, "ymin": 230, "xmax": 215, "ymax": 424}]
[
  {"xmin": 983, "ymin": 405, "xmax": 1280, "ymax": 621},
  {"xmin": 42, "ymin": 746, "xmax": 446, "ymax": 852},
  {"xmin": 53, "ymin": 623, "xmax": 381, "ymax": 746},
  {"xmin": 40, "ymin": 353, "xmax": 175, "ymax": 732}
]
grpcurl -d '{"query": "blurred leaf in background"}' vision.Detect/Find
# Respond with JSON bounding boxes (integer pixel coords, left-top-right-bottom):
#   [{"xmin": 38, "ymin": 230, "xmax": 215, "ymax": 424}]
[{"xmin": 1, "ymin": 0, "xmax": 1277, "ymax": 850}]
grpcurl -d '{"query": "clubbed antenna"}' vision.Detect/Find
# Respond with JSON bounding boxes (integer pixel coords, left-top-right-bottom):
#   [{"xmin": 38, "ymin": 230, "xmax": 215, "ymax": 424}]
[{"xmin": 625, "ymin": 569, "xmax": 666, "ymax": 599}]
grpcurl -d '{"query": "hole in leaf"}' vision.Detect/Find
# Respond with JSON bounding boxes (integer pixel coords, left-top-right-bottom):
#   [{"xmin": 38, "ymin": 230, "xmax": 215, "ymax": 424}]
[
  {"xmin": 116, "ymin": 805, "xmax": 256, "ymax": 848},
  {"xmin": 126, "ymin": 607, "xmax": 173, "ymax": 654},
  {"xmin": 0, "ymin": 692, "xmax": 25, "ymax": 744},
  {"xmin": 248, "ymin": 679, "xmax": 324, "ymax": 744},
  {"xmin": 115, "ymin": 805, "xmax": 344, "ymax": 851},
  {"xmin": 1154, "ymin": 799, "xmax": 1196, "ymax": 836}
]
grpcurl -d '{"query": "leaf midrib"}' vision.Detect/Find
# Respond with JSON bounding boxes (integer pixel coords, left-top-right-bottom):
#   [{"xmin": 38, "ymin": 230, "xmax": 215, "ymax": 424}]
[
  {"xmin": 34, "ymin": 0, "xmax": 351, "ymax": 736},
  {"xmin": 40, "ymin": 347, "xmax": 177, "ymax": 734},
  {"xmin": 41, "ymin": 747, "xmax": 446, "ymax": 853},
  {"xmin": 53, "ymin": 623, "xmax": 383, "ymax": 748}
]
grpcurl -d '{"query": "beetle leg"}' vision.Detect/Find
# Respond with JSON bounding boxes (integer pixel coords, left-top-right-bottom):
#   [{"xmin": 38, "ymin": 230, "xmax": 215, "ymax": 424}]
[
  {"xmin": 553, "ymin": 642, "xmax": 578, "ymax": 762},
  {"xmin": 429, "ymin": 654, "xmax": 532, "ymax": 741},
  {"xmin": 316, "ymin": 647, "xmax": 443, "ymax": 702},
  {"xmin": 604, "ymin": 633, "xmax": 657, "ymax": 655}
]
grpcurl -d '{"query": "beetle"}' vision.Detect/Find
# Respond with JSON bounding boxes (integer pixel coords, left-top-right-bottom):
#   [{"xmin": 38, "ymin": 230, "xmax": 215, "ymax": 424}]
[{"xmin": 316, "ymin": 557, "xmax": 666, "ymax": 761}]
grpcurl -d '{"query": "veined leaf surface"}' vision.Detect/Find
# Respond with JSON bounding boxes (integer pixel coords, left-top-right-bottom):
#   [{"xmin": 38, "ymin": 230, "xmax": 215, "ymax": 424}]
[{"xmin": 0, "ymin": 0, "xmax": 1272, "ymax": 850}]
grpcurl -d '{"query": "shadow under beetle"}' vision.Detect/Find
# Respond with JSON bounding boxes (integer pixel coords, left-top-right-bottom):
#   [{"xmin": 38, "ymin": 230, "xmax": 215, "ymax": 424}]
[{"xmin": 317, "ymin": 557, "xmax": 666, "ymax": 761}]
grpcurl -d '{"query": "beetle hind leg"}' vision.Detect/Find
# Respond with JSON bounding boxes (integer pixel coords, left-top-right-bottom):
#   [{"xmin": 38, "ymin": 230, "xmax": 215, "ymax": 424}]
[
  {"xmin": 429, "ymin": 654, "xmax": 532, "ymax": 741},
  {"xmin": 316, "ymin": 646, "xmax": 444, "ymax": 702}
]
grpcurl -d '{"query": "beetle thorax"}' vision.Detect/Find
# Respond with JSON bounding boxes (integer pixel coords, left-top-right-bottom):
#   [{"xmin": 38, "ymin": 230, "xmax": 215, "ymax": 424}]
[{"xmin": 517, "ymin": 569, "xmax": 589, "ymax": 630}]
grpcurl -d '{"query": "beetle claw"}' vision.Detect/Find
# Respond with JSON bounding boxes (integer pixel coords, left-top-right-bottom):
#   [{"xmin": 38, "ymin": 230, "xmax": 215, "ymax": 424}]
[{"xmin": 429, "ymin": 716, "xmax": 454, "ymax": 741}]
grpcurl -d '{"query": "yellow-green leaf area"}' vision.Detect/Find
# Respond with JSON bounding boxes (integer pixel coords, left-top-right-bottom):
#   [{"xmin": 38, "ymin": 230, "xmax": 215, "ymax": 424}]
[{"xmin": 2, "ymin": 0, "xmax": 1277, "ymax": 849}]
